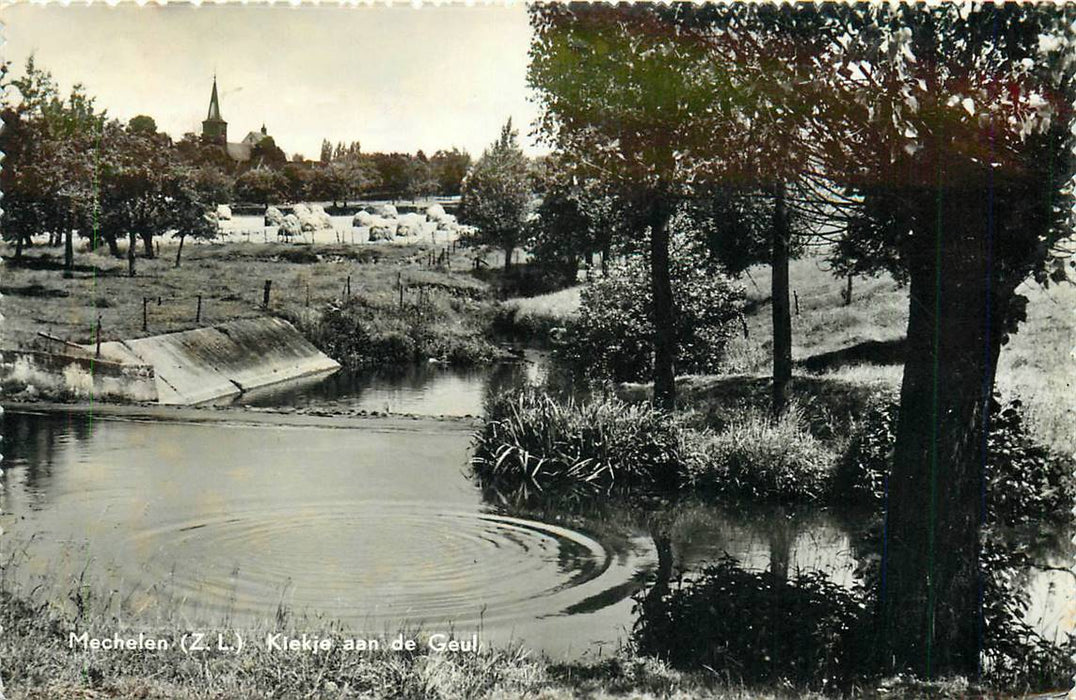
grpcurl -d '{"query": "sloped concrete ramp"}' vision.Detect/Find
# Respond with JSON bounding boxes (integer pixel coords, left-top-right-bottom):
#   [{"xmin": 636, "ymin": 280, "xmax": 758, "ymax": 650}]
[{"xmin": 96, "ymin": 318, "xmax": 339, "ymax": 405}]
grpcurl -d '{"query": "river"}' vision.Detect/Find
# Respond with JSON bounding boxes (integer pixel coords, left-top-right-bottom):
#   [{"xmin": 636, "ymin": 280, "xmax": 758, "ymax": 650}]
[{"xmin": 1, "ymin": 361, "xmax": 1072, "ymax": 659}]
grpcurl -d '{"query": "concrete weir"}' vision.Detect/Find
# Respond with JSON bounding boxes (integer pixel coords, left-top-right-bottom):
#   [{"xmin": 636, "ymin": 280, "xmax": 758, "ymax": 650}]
[{"xmin": 95, "ymin": 317, "xmax": 340, "ymax": 405}]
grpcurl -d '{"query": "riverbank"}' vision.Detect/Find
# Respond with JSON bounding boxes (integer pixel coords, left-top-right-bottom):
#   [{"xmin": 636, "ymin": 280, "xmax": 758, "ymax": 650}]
[
  {"xmin": 0, "ymin": 586, "xmax": 1007, "ymax": 700},
  {"xmin": 1, "ymin": 400, "xmax": 480, "ymax": 430}
]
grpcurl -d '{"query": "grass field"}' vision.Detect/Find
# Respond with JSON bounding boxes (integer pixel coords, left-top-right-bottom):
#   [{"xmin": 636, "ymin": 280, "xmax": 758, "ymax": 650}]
[{"xmin": 1, "ymin": 240, "xmax": 493, "ymax": 361}]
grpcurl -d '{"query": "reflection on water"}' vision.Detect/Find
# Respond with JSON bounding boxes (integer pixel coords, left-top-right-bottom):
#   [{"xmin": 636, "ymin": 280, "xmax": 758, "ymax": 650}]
[
  {"xmin": 1, "ymin": 410, "xmax": 1072, "ymax": 658},
  {"xmin": 234, "ymin": 356, "xmax": 543, "ymax": 417}
]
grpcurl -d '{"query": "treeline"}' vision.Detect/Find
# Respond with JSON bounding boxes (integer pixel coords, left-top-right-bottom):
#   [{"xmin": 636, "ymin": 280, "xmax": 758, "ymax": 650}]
[
  {"xmin": 0, "ymin": 57, "xmax": 473, "ymax": 273},
  {"xmin": 230, "ymin": 143, "xmax": 472, "ymax": 208}
]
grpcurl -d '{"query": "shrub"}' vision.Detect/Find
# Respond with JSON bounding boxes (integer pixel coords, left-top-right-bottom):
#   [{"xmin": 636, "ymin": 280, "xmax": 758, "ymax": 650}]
[
  {"xmin": 687, "ymin": 407, "xmax": 836, "ymax": 503},
  {"xmin": 471, "ymin": 387, "xmax": 693, "ymax": 503},
  {"xmin": 560, "ymin": 239, "xmax": 744, "ymax": 382},
  {"xmin": 832, "ymin": 401, "xmax": 896, "ymax": 503},
  {"xmin": 300, "ymin": 296, "xmax": 499, "ymax": 370},
  {"xmin": 632, "ymin": 555, "xmax": 870, "ymax": 688},
  {"xmin": 835, "ymin": 397, "xmax": 1076, "ymax": 526}
]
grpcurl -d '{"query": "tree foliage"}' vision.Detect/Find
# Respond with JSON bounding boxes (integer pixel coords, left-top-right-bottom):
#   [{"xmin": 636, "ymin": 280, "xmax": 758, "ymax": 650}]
[
  {"xmin": 562, "ymin": 232, "xmax": 744, "ymax": 383},
  {"xmin": 459, "ymin": 119, "xmax": 533, "ymax": 269}
]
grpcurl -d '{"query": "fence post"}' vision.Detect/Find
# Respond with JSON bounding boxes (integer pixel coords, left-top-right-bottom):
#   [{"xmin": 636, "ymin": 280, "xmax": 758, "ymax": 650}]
[
  {"xmin": 397, "ymin": 271, "xmax": 403, "ymax": 309},
  {"xmin": 794, "ymin": 291, "xmax": 800, "ymax": 316},
  {"xmin": 95, "ymin": 316, "xmax": 102, "ymax": 358},
  {"xmin": 142, "ymin": 297, "xmax": 148, "ymax": 332},
  {"xmin": 263, "ymin": 279, "xmax": 272, "ymax": 309},
  {"xmin": 196, "ymin": 294, "xmax": 202, "ymax": 323}
]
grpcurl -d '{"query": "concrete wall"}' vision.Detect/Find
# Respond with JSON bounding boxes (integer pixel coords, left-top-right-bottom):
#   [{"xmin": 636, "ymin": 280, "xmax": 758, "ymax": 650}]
[
  {"xmin": 0, "ymin": 349, "xmax": 158, "ymax": 402},
  {"xmin": 95, "ymin": 317, "xmax": 339, "ymax": 405}
]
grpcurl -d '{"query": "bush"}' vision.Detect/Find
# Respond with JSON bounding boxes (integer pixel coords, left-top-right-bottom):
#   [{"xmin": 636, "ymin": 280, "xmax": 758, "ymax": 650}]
[
  {"xmin": 471, "ymin": 387, "xmax": 693, "ymax": 503},
  {"xmin": 632, "ymin": 555, "xmax": 870, "ymax": 688},
  {"xmin": 832, "ymin": 401, "xmax": 896, "ymax": 504},
  {"xmin": 560, "ymin": 239, "xmax": 744, "ymax": 382},
  {"xmin": 835, "ymin": 397, "xmax": 1076, "ymax": 526},
  {"xmin": 687, "ymin": 408, "xmax": 836, "ymax": 503},
  {"xmin": 300, "ymin": 296, "xmax": 499, "ymax": 370}
]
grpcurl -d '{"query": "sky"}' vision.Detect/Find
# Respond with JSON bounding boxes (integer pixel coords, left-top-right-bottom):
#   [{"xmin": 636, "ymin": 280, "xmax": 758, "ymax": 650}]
[{"xmin": 2, "ymin": 3, "xmax": 542, "ymax": 159}]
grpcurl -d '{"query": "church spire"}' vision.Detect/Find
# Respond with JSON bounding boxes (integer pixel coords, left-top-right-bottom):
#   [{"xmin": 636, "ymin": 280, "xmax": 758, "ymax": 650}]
[
  {"xmin": 202, "ymin": 75, "xmax": 228, "ymax": 146},
  {"xmin": 207, "ymin": 76, "xmax": 223, "ymax": 121}
]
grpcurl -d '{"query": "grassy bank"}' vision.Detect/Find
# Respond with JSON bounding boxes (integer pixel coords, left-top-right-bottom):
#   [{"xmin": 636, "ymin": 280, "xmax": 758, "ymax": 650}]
[
  {"xmin": 1, "ymin": 242, "xmax": 504, "ymax": 371},
  {"xmin": 507, "ymin": 256, "xmax": 1073, "ymax": 455},
  {"xmin": 720, "ymin": 260, "xmax": 1075, "ymax": 455},
  {"xmin": 0, "ymin": 584, "xmax": 1012, "ymax": 699}
]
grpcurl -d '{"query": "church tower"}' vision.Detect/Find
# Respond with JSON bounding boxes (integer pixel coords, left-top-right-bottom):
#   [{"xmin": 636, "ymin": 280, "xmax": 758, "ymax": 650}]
[{"xmin": 202, "ymin": 77, "xmax": 228, "ymax": 145}]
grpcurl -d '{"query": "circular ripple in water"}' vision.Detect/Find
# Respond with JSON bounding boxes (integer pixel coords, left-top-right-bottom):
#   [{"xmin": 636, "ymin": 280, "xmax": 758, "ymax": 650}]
[{"xmin": 127, "ymin": 501, "xmax": 617, "ymax": 627}]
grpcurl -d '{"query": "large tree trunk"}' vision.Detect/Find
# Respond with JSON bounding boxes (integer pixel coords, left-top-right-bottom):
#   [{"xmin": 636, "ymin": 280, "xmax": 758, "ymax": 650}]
[
  {"xmin": 174, "ymin": 235, "xmax": 186, "ymax": 268},
  {"xmin": 771, "ymin": 183, "xmax": 793, "ymax": 414},
  {"xmin": 503, "ymin": 244, "xmax": 514, "ymax": 271},
  {"xmin": 880, "ymin": 194, "xmax": 1010, "ymax": 679},
  {"xmin": 127, "ymin": 232, "xmax": 137, "ymax": 277},
  {"xmin": 14, "ymin": 233, "xmax": 25, "ymax": 264},
  {"xmin": 649, "ymin": 197, "xmax": 676, "ymax": 411},
  {"xmin": 142, "ymin": 234, "xmax": 155, "ymax": 259}
]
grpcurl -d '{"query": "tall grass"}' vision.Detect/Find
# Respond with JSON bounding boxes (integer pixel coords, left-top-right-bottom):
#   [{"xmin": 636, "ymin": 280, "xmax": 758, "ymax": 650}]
[
  {"xmin": 473, "ymin": 389, "xmax": 844, "ymax": 506},
  {"xmin": 687, "ymin": 406, "xmax": 836, "ymax": 503},
  {"xmin": 471, "ymin": 388, "xmax": 691, "ymax": 503}
]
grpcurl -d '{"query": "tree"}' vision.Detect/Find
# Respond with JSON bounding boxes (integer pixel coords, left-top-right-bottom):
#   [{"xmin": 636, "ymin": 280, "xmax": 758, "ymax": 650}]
[
  {"xmin": 171, "ymin": 168, "xmax": 219, "ymax": 268},
  {"xmin": 97, "ymin": 123, "xmax": 181, "ymax": 273},
  {"xmin": 191, "ymin": 166, "xmax": 234, "ymax": 206},
  {"xmin": 564, "ymin": 232, "xmax": 744, "ymax": 382},
  {"xmin": 369, "ymin": 152, "xmax": 414, "ymax": 201},
  {"xmin": 459, "ymin": 119, "xmax": 532, "ymax": 272},
  {"xmin": 808, "ymin": 4, "xmax": 1076, "ymax": 678},
  {"xmin": 1, "ymin": 58, "xmax": 107, "ymax": 269},
  {"xmin": 406, "ymin": 157, "xmax": 438, "ymax": 200},
  {"xmin": 250, "ymin": 136, "xmax": 287, "ymax": 169},
  {"xmin": 128, "ymin": 114, "xmax": 157, "ymax": 135},
  {"xmin": 528, "ymin": 155, "xmax": 630, "ymax": 281},
  {"xmin": 430, "ymin": 148, "xmax": 472, "ymax": 195},
  {"xmin": 529, "ymin": 5, "xmax": 725, "ymax": 409},
  {"xmin": 671, "ymin": 4, "xmax": 832, "ymax": 413},
  {"xmin": 234, "ymin": 167, "xmax": 286, "ymax": 207}
]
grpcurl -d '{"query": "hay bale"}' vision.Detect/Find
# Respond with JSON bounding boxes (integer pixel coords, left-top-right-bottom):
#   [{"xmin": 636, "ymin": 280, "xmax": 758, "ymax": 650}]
[
  {"xmin": 265, "ymin": 206, "xmax": 284, "ymax": 226},
  {"xmin": 216, "ymin": 204, "xmax": 233, "ymax": 221},
  {"xmin": 353, "ymin": 210, "xmax": 376, "ymax": 227},
  {"xmin": 280, "ymin": 214, "xmax": 302, "ymax": 239},
  {"xmin": 369, "ymin": 224, "xmax": 396, "ymax": 241}
]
